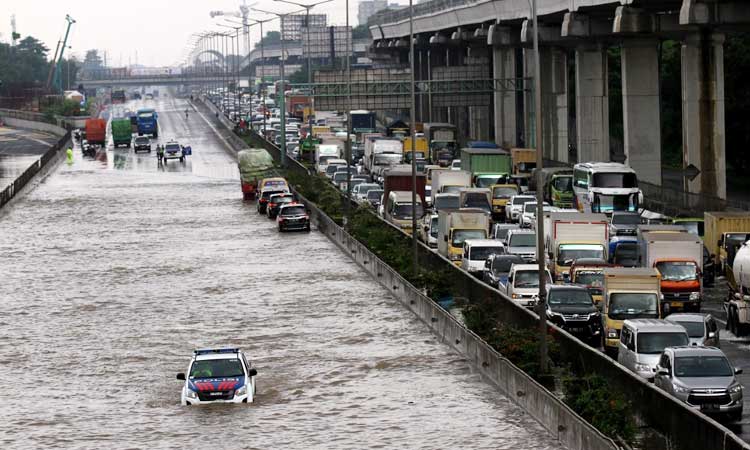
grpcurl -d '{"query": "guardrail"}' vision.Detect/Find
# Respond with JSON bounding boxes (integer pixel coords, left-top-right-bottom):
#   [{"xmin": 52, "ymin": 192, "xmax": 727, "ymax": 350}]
[{"xmin": 0, "ymin": 108, "xmax": 57, "ymax": 125}]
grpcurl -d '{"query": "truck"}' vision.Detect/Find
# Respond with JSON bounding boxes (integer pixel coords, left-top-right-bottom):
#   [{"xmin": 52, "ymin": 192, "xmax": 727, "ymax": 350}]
[
  {"xmin": 136, "ymin": 108, "xmax": 158, "ymax": 137},
  {"xmin": 530, "ymin": 167, "xmax": 574, "ymax": 208},
  {"xmin": 489, "ymin": 184, "xmax": 519, "ymax": 221},
  {"xmin": 511, "ymin": 148, "xmax": 537, "ymax": 175},
  {"xmin": 111, "ymin": 118, "xmax": 133, "ymax": 148},
  {"xmin": 437, "ymin": 208, "xmax": 490, "ymax": 265},
  {"xmin": 458, "ymin": 188, "xmax": 492, "ymax": 216},
  {"xmin": 423, "ymin": 123, "xmax": 458, "ymax": 166},
  {"xmin": 366, "ymin": 139, "xmax": 403, "ymax": 180},
  {"xmin": 602, "ymin": 267, "xmax": 662, "ymax": 356},
  {"xmin": 704, "ymin": 212, "xmax": 750, "ymax": 276},
  {"xmin": 85, "ymin": 118, "xmax": 107, "ymax": 146},
  {"xmin": 286, "ymin": 93, "xmax": 310, "ymax": 120},
  {"xmin": 459, "ymin": 148, "xmax": 512, "ymax": 182},
  {"xmin": 382, "ymin": 168, "xmax": 426, "ymax": 206},
  {"xmin": 403, "ymin": 136, "xmax": 428, "ymax": 163},
  {"xmin": 350, "ymin": 110, "xmax": 376, "ymax": 133},
  {"xmin": 639, "ymin": 231, "xmax": 704, "ymax": 312},
  {"xmin": 384, "ymin": 190, "xmax": 425, "ymax": 233},
  {"xmin": 726, "ymin": 241, "xmax": 750, "ymax": 336},
  {"xmin": 315, "ymin": 144, "xmax": 342, "ymax": 174},
  {"xmin": 432, "ymin": 170, "xmax": 471, "ymax": 195},
  {"xmin": 549, "ymin": 212, "xmax": 609, "ymax": 281}
]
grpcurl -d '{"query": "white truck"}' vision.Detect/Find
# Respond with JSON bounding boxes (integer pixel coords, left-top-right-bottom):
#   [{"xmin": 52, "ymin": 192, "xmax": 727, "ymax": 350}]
[
  {"xmin": 315, "ymin": 144, "xmax": 343, "ymax": 174},
  {"xmin": 728, "ymin": 241, "xmax": 750, "ymax": 336},
  {"xmin": 549, "ymin": 212, "xmax": 609, "ymax": 281},
  {"xmin": 437, "ymin": 208, "xmax": 490, "ymax": 265},
  {"xmin": 433, "ymin": 170, "xmax": 471, "ymax": 195},
  {"xmin": 640, "ymin": 231, "xmax": 703, "ymax": 312},
  {"xmin": 367, "ymin": 139, "xmax": 403, "ymax": 180}
]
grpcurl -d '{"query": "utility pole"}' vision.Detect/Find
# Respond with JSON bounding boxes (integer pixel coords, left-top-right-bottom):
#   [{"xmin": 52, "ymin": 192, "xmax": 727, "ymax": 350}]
[
  {"xmin": 345, "ymin": 0, "xmax": 352, "ymax": 224},
  {"xmin": 409, "ymin": 0, "xmax": 418, "ymax": 277}
]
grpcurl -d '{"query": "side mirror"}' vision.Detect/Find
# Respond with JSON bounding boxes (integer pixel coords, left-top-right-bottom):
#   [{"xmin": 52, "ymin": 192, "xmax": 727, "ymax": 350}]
[
  {"xmin": 736, "ymin": 368, "xmax": 744, "ymax": 375},
  {"xmin": 657, "ymin": 367, "xmax": 670, "ymax": 376},
  {"xmin": 248, "ymin": 368, "xmax": 258, "ymax": 377},
  {"xmin": 176, "ymin": 373, "xmax": 186, "ymax": 380}
]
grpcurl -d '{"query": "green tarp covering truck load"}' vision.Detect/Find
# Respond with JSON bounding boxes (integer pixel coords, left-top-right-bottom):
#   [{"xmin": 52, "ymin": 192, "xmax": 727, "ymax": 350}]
[
  {"xmin": 238, "ymin": 148, "xmax": 276, "ymax": 200},
  {"xmin": 111, "ymin": 118, "xmax": 133, "ymax": 148}
]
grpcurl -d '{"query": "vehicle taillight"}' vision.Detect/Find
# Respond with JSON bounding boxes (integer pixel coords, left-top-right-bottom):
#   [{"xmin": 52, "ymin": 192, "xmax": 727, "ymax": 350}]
[{"xmin": 269, "ymin": 203, "xmax": 276, "ymax": 208}]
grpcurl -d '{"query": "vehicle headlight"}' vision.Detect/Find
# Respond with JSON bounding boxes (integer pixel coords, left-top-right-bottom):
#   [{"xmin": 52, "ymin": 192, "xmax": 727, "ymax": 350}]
[
  {"xmin": 634, "ymin": 363, "xmax": 652, "ymax": 373},
  {"xmin": 235, "ymin": 385, "xmax": 247, "ymax": 397},
  {"xmin": 730, "ymin": 383, "xmax": 743, "ymax": 394},
  {"xmin": 186, "ymin": 389, "xmax": 198, "ymax": 399},
  {"xmin": 673, "ymin": 384, "xmax": 690, "ymax": 393},
  {"xmin": 547, "ymin": 310, "xmax": 563, "ymax": 320},
  {"xmin": 689, "ymin": 292, "xmax": 701, "ymax": 301},
  {"xmin": 607, "ymin": 328, "xmax": 620, "ymax": 339}
]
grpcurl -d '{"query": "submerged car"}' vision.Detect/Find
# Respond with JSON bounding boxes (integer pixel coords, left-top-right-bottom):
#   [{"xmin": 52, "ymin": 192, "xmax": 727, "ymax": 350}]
[
  {"xmin": 176, "ymin": 348, "xmax": 257, "ymax": 405},
  {"xmin": 277, "ymin": 204, "xmax": 310, "ymax": 232}
]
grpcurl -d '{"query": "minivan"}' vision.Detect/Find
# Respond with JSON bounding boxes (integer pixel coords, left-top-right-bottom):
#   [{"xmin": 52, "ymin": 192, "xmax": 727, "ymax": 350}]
[{"xmin": 618, "ymin": 319, "xmax": 690, "ymax": 381}]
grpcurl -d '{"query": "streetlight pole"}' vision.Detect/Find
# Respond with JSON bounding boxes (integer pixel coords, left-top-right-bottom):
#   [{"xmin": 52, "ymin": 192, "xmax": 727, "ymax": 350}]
[
  {"xmin": 409, "ymin": 0, "xmax": 418, "ymax": 277},
  {"xmin": 218, "ymin": 23, "xmax": 242, "ymax": 121},
  {"xmin": 345, "ymin": 0, "xmax": 352, "ymax": 222}
]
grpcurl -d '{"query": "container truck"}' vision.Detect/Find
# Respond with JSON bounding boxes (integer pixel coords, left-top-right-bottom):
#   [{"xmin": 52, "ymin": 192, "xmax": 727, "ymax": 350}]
[
  {"xmin": 511, "ymin": 148, "xmax": 537, "ymax": 175},
  {"xmin": 136, "ymin": 108, "xmax": 158, "ymax": 137},
  {"xmin": 726, "ymin": 241, "xmax": 750, "ymax": 336},
  {"xmin": 437, "ymin": 208, "xmax": 490, "ymax": 265},
  {"xmin": 111, "ymin": 118, "xmax": 133, "ymax": 148},
  {"xmin": 602, "ymin": 267, "xmax": 662, "ymax": 356},
  {"xmin": 403, "ymin": 136, "xmax": 428, "ymax": 163},
  {"xmin": 85, "ymin": 118, "xmax": 107, "ymax": 146},
  {"xmin": 639, "ymin": 231, "xmax": 703, "ymax": 312},
  {"xmin": 704, "ymin": 212, "xmax": 750, "ymax": 275},
  {"xmin": 350, "ymin": 110, "xmax": 376, "ymax": 133},
  {"xmin": 432, "ymin": 170, "xmax": 471, "ymax": 195},
  {"xmin": 365, "ymin": 139, "xmax": 403, "ymax": 179},
  {"xmin": 423, "ymin": 123, "xmax": 458, "ymax": 166},
  {"xmin": 286, "ymin": 93, "xmax": 310, "ymax": 120},
  {"xmin": 315, "ymin": 144, "xmax": 342, "ymax": 174},
  {"xmin": 460, "ymin": 148, "xmax": 512, "ymax": 177},
  {"xmin": 382, "ymin": 168, "xmax": 426, "ymax": 206},
  {"xmin": 529, "ymin": 167, "xmax": 574, "ymax": 208},
  {"xmin": 549, "ymin": 212, "xmax": 609, "ymax": 281}
]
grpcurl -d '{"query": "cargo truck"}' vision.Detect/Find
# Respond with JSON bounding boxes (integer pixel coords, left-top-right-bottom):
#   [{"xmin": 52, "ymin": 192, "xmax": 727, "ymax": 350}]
[
  {"xmin": 530, "ymin": 167, "xmax": 574, "ymax": 208},
  {"xmin": 432, "ymin": 170, "xmax": 471, "ymax": 195},
  {"xmin": 639, "ymin": 231, "xmax": 703, "ymax": 312},
  {"xmin": 458, "ymin": 188, "xmax": 492, "ymax": 216},
  {"xmin": 286, "ymin": 93, "xmax": 310, "ymax": 120},
  {"xmin": 704, "ymin": 212, "xmax": 750, "ymax": 275},
  {"xmin": 382, "ymin": 168, "xmax": 426, "ymax": 206},
  {"xmin": 315, "ymin": 144, "xmax": 342, "ymax": 174},
  {"xmin": 437, "ymin": 208, "xmax": 490, "ymax": 265},
  {"xmin": 549, "ymin": 212, "xmax": 609, "ymax": 281},
  {"xmin": 136, "ymin": 108, "xmax": 159, "ymax": 137},
  {"xmin": 365, "ymin": 139, "xmax": 403, "ymax": 180},
  {"xmin": 490, "ymin": 184, "xmax": 519, "ymax": 221},
  {"xmin": 511, "ymin": 148, "xmax": 537, "ymax": 174},
  {"xmin": 460, "ymin": 148, "xmax": 512, "ymax": 179},
  {"xmin": 85, "ymin": 118, "xmax": 107, "ymax": 146},
  {"xmin": 111, "ymin": 118, "xmax": 133, "ymax": 148},
  {"xmin": 403, "ymin": 136, "xmax": 428, "ymax": 163},
  {"xmin": 384, "ymin": 190, "xmax": 424, "ymax": 234},
  {"xmin": 603, "ymin": 267, "xmax": 662, "ymax": 356},
  {"xmin": 423, "ymin": 123, "xmax": 458, "ymax": 166}
]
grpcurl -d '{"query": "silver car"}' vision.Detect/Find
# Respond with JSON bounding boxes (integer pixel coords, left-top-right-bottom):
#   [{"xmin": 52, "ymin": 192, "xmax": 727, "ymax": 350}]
[
  {"xmin": 666, "ymin": 313, "xmax": 721, "ymax": 348},
  {"xmin": 654, "ymin": 346, "xmax": 743, "ymax": 421}
]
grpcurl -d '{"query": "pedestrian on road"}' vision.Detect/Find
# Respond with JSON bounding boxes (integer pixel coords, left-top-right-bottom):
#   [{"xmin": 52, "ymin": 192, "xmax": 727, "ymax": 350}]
[{"xmin": 66, "ymin": 147, "xmax": 74, "ymax": 165}]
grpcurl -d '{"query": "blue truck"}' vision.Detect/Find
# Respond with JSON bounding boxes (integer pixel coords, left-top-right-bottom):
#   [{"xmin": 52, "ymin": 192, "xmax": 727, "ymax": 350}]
[{"xmin": 136, "ymin": 108, "xmax": 159, "ymax": 137}]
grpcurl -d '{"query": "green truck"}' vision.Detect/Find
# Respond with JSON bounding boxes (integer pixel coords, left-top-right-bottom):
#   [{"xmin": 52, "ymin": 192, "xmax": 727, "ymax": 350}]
[
  {"xmin": 111, "ymin": 118, "xmax": 133, "ymax": 148},
  {"xmin": 460, "ymin": 148, "xmax": 512, "ymax": 181},
  {"xmin": 530, "ymin": 167, "xmax": 574, "ymax": 208}
]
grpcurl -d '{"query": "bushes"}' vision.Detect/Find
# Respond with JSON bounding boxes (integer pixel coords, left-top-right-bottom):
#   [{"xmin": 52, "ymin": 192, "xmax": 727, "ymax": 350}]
[{"xmin": 563, "ymin": 373, "xmax": 636, "ymax": 442}]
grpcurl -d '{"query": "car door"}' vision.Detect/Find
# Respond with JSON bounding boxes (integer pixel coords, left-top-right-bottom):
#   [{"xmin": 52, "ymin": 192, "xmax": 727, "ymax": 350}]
[
  {"xmin": 707, "ymin": 317, "xmax": 720, "ymax": 347},
  {"xmin": 618, "ymin": 326, "xmax": 634, "ymax": 370},
  {"xmin": 506, "ymin": 270, "xmax": 514, "ymax": 296},
  {"xmin": 654, "ymin": 353, "xmax": 672, "ymax": 391}
]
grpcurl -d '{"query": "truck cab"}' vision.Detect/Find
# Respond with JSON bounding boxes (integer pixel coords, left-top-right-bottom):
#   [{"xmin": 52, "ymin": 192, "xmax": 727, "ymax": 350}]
[
  {"xmin": 437, "ymin": 208, "xmax": 490, "ymax": 265},
  {"xmin": 384, "ymin": 191, "xmax": 424, "ymax": 234},
  {"xmin": 461, "ymin": 239, "xmax": 505, "ymax": 276},
  {"xmin": 490, "ymin": 184, "xmax": 519, "ymax": 222}
]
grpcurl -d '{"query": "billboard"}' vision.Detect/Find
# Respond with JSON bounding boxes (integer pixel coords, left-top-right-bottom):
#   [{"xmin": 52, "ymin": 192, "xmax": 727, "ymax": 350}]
[{"xmin": 281, "ymin": 13, "xmax": 326, "ymax": 40}]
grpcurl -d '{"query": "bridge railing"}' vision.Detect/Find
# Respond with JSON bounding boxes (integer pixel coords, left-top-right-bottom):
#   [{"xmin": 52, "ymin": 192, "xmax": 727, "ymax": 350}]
[{"xmin": 368, "ymin": 0, "xmax": 477, "ymax": 26}]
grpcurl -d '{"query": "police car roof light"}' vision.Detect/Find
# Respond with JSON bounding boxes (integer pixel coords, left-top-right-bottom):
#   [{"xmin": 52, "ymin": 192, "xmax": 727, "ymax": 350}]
[{"xmin": 194, "ymin": 347, "xmax": 240, "ymax": 355}]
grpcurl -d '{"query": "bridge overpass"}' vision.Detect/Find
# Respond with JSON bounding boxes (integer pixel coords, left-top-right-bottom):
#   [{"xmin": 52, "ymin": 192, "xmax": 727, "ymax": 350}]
[
  {"xmin": 368, "ymin": 0, "xmax": 750, "ymax": 199},
  {"xmin": 78, "ymin": 74, "xmax": 228, "ymax": 88}
]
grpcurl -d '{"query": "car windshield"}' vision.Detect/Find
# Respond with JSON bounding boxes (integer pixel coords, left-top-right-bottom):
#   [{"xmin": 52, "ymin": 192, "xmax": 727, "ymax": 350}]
[
  {"xmin": 137, "ymin": 112, "xmax": 154, "ymax": 119},
  {"xmin": 470, "ymin": 246, "xmax": 503, "ymax": 261},
  {"xmin": 319, "ymin": 155, "xmax": 337, "ymax": 165},
  {"xmin": 614, "ymin": 244, "xmax": 639, "ymax": 264},
  {"xmin": 189, "ymin": 358, "xmax": 244, "ymax": 378},
  {"xmin": 513, "ymin": 197, "xmax": 534, "ymax": 205},
  {"xmin": 670, "ymin": 320, "xmax": 705, "ymax": 338},
  {"xmin": 367, "ymin": 190, "xmax": 383, "ymax": 201},
  {"xmin": 393, "ymin": 203, "xmax": 424, "ymax": 220},
  {"xmin": 514, "ymin": 270, "xmax": 552, "ymax": 288},
  {"xmin": 326, "ymin": 165, "xmax": 341, "ymax": 175},
  {"xmin": 524, "ymin": 203, "xmax": 537, "ymax": 213},
  {"xmin": 493, "ymin": 227, "xmax": 514, "ymax": 241},
  {"xmin": 261, "ymin": 190, "xmax": 284, "ymax": 200},
  {"xmin": 359, "ymin": 184, "xmax": 380, "ymax": 195},
  {"xmin": 281, "ymin": 206, "xmax": 306, "ymax": 216},
  {"xmin": 333, "ymin": 172, "xmax": 349, "ymax": 182},
  {"xmin": 165, "ymin": 144, "xmax": 180, "ymax": 152},
  {"xmin": 558, "ymin": 245, "xmax": 605, "ymax": 265},
  {"xmin": 592, "ymin": 172, "xmax": 638, "ymax": 188},
  {"xmin": 434, "ymin": 195, "xmax": 459, "ymax": 210},
  {"xmin": 592, "ymin": 193, "xmax": 638, "ymax": 213},
  {"xmin": 548, "ymin": 289, "xmax": 593, "ymax": 306},
  {"xmin": 636, "ymin": 332, "xmax": 689, "ymax": 354},
  {"xmin": 493, "ymin": 257, "xmax": 523, "ymax": 274},
  {"xmin": 509, "ymin": 233, "xmax": 535, "ymax": 248},
  {"xmin": 608, "ymin": 293, "xmax": 659, "ymax": 320},
  {"xmin": 552, "ymin": 176, "xmax": 573, "ymax": 191},
  {"xmin": 674, "ymin": 356, "xmax": 733, "ymax": 377},
  {"xmin": 135, "ymin": 137, "xmax": 149, "ymax": 144},
  {"xmin": 493, "ymin": 187, "xmax": 518, "ymax": 198},
  {"xmin": 656, "ymin": 262, "xmax": 698, "ymax": 281},
  {"xmin": 612, "ymin": 214, "xmax": 642, "ymax": 225},
  {"xmin": 462, "ymin": 193, "xmax": 490, "ymax": 210},
  {"xmin": 575, "ymin": 271, "xmax": 604, "ymax": 287},
  {"xmin": 452, "ymin": 229, "xmax": 486, "ymax": 247}
]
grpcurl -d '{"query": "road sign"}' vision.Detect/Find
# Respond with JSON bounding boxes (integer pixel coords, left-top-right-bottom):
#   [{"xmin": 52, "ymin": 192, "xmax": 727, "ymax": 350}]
[{"xmin": 684, "ymin": 164, "xmax": 701, "ymax": 181}]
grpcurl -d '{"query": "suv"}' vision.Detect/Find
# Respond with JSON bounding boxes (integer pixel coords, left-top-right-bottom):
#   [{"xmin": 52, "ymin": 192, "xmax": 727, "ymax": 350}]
[
  {"xmin": 277, "ymin": 203, "xmax": 310, "ymax": 232},
  {"xmin": 505, "ymin": 229, "xmax": 537, "ymax": 263},
  {"xmin": 506, "ymin": 263, "xmax": 552, "ymax": 308},
  {"xmin": 163, "ymin": 141, "xmax": 185, "ymax": 163},
  {"xmin": 483, "ymin": 254, "xmax": 524, "ymax": 289},
  {"xmin": 506, "ymin": 194, "xmax": 535, "ymax": 223},
  {"xmin": 258, "ymin": 188, "xmax": 288, "ymax": 214},
  {"xmin": 133, "ymin": 136, "xmax": 151, "ymax": 153},
  {"xmin": 618, "ymin": 319, "xmax": 689, "ymax": 381},
  {"xmin": 655, "ymin": 346, "xmax": 743, "ymax": 421},
  {"xmin": 545, "ymin": 285, "xmax": 603, "ymax": 347},
  {"xmin": 267, "ymin": 193, "xmax": 296, "ymax": 219},
  {"xmin": 176, "ymin": 348, "xmax": 257, "ymax": 405},
  {"xmin": 666, "ymin": 312, "xmax": 721, "ymax": 347}
]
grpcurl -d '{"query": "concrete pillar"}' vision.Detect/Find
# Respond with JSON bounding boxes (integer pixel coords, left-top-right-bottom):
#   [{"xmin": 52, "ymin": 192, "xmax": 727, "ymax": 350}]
[
  {"xmin": 621, "ymin": 39, "xmax": 662, "ymax": 185},
  {"xmin": 523, "ymin": 48, "xmax": 537, "ymax": 148},
  {"xmin": 493, "ymin": 47, "xmax": 518, "ymax": 147},
  {"xmin": 682, "ymin": 32, "xmax": 726, "ymax": 198},
  {"xmin": 575, "ymin": 45, "xmax": 610, "ymax": 162},
  {"xmin": 540, "ymin": 47, "xmax": 569, "ymax": 163}
]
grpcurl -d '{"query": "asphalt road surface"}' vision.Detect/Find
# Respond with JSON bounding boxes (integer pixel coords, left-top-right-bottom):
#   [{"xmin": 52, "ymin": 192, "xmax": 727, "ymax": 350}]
[{"xmin": 0, "ymin": 125, "xmax": 59, "ymax": 190}]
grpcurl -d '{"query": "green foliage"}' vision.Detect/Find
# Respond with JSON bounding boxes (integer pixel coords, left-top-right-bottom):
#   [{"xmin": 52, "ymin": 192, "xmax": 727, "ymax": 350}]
[
  {"xmin": 42, "ymin": 99, "xmax": 87, "ymax": 120},
  {"xmin": 0, "ymin": 37, "xmax": 50, "ymax": 86},
  {"xmin": 255, "ymin": 31, "xmax": 281, "ymax": 50},
  {"xmin": 352, "ymin": 25, "xmax": 370, "ymax": 39},
  {"xmin": 563, "ymin": 374, "xmax": 636, "ymax": 442}
]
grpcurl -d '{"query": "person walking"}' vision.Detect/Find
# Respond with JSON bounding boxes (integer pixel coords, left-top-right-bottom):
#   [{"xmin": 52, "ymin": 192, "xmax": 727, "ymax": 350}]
[{"xmin": 66, "ymin": 147, "xmax": 74, "ymax": 165}]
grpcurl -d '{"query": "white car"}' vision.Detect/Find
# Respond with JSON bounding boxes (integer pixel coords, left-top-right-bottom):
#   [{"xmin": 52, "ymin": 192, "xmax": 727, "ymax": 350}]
[
  {"xmin": 519, "ymin": 201, "xmax": 551, "ymax": 228},
  {"xmin": 506, "ymin": 194, "xmax": 535, "ymax": 223},
  {"xmin": 450, "ymin": 159, "xmax": 461, "ymax": 171},
  {"xmin": 462, "ymin": 239, "xmax": 505, "ymax": 275},
  {"xmin": 176, "ymin": 348, "xmax": 257, "ymax": 405},
  {"xmin": 506, "ymin": 264, "xmax": 552, "ymax": 308}
]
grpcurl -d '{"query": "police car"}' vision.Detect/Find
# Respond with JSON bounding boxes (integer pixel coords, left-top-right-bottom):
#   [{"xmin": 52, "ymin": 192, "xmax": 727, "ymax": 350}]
[{"xmin": 176, "ymin": 348, "xmax": 257, "ymax": 405}]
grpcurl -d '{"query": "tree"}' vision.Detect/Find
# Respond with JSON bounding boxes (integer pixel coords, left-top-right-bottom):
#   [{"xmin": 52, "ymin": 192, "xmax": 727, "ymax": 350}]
[
  {"xmin": 83, "ymin": 49, "xmax": 103, "ymax": 69},
  {"xmin": 352, "ymin": 25, "xmax": 370, "ymax": 39},
  {"xmin": 254, "ymin": 31, "xmax": 281, "ymax": 50}
]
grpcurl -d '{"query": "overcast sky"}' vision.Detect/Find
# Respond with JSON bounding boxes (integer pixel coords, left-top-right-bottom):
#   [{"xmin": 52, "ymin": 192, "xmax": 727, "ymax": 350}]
[{"xmin": 2, "ymin": 0, "xmax": 367, "ymax": 67}]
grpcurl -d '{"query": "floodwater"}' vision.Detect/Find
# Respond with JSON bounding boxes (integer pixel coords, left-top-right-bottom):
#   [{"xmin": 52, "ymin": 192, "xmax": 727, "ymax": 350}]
[{"xmin": 0, "ymin": 95, "xmax": 563, "ymax": 449}]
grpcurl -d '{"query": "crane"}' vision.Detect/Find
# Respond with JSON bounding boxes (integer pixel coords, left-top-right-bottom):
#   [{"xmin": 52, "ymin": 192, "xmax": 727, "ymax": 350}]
[
  {"xmin": 209, "ymin": 0, "xmax": 254, "ymax": 55},
  {"xmin": 46, "ymin": 15, "xmax": 75, "ymax": 92}
]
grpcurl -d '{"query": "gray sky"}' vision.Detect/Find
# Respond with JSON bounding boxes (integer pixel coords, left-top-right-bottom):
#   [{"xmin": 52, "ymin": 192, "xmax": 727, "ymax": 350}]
[{"xmin": 2, "ymin": 0, "xmax": 364, "ymax": 67}]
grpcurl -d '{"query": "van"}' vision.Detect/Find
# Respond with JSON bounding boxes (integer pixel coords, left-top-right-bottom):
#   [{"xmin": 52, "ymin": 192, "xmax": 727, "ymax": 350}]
[
  {"xmin": 618, "ymin": 319, "xmax": 689, "ymax": 380},
  {"xmin": 461, "ymin": 239, "xmax": 505, "ymax": 275}
]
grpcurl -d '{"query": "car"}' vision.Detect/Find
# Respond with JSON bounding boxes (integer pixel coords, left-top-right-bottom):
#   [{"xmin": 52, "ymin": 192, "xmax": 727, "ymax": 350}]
[
  {"xmin": 258, "ymin": 188, "xmax": 288, "ymax": 214},
  {"xmin": 461, "ymin": 239, "xmax": 506, "ymax": 276},
  {"xmin": 163, "ymin": 141, "xmax": 185, "ymax": 163},
  {"xmin": 506, "ymin": 263, "xmax": 552, "ymax": 308},
  {"xmin": 450, "ymin": 159, "xmax": 461, "ymax": 171},
  {"xmin": 277, "ymin": 203, "xmax": 310, "ymax": 232},
  {"xmin": 491, "ymin": 223, "xmax": 520, "ymax": 245},
  {"xmin": 520, "ymin": 201, "xmax": 551, "ymax": 228},
  {"xmin": 506, "ymin": 194, "xmax": 536, "ymax": 223},
  {"xmin": 133, "ymin": 136, "xmax": 151, "ymax": 153},
  {"xmin": 609, "ymin": 212, "xmax": 642, "ymax": 236},
  {"xmin": 353, "ymin": 183, "xmax": 381, "ymax": 202},
  {"xmin": 267, "ymin": 193, "xmax": 297, "ymax": 219},
  {"xmin": 618, "ymin": 319, "xmax": 690, "ymax": 381},
  {"xmin": 176, "ymin": 348, "xmax": 257, "ymax": 405},
  {"xmin": 666, "ymin": 313, "xmax": 721, "ymax": 347},
  {"xmin": 483, "ymin": 254, "xmax": 524, "ymax": 289},
  {"xmin": 654, "ymin": 346, "xmax": 743, "ymax": 421},
  {"xmin": 366, "ymin": 189, "xmax": 384, "ymax": 208},
  {"xmin": 505, "ymin": 229, "xmax": 537, "ymax": 263},
  {"xmin": 545, "ymin": 285, "xmax": 603, "ymax": 347}
]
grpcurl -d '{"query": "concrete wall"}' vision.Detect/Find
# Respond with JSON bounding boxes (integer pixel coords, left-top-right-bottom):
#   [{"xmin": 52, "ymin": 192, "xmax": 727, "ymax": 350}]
[{"xmin": 0, "ymin": 113, "xmax": 68, "ymax": 137}]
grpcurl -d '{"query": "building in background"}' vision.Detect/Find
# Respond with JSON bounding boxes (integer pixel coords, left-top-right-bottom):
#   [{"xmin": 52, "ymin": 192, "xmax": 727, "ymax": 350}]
[{"xmin": 358, "ymin": 0, "xmax": 387, "ymax": 26}]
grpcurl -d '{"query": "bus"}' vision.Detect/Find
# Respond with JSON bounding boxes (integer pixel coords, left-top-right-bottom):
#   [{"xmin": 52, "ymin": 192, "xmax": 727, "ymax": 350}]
[{"xmin": 572, "ymin": 162, "xmax": 642, "ymax": 214}]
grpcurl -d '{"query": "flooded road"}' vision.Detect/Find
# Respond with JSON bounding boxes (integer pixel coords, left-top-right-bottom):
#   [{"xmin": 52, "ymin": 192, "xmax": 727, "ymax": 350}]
[
  {"xmin": 0, "ymin": 126, "xmax": 58, "ymax": 191},
  {"xmin": 0, "ymin": 95, "xmax": 562, "ymax": 450}
]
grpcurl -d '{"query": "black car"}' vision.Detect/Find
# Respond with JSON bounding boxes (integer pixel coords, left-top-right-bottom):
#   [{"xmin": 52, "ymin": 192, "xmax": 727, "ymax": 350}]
[
  {"xmin": 267, "ymin": 193, "xmax": 296, "ymax": 219},
  {"xmin": 133, "ymin": 136, "xmax": 151, "ymax": 153},
  {"xmin": 258, "ymin": 189, "xmax": 287, "ymax": 214},
  {"xmin": 545, "ymin": 285, "xmax": 603, "ymax": 348},
  {"xmin": 482, "ymin": 254, "xmax": 524, "ymax": 289},
  {"xmin": 277, "ymin": 204, "xmax": 310, "ymax": 232}
]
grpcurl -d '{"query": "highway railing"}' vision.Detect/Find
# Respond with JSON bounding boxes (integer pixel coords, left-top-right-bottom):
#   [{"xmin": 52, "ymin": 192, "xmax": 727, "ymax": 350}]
[{"xmin": 0, "ymin": 108, "xmax": 57, "ymax": 125}]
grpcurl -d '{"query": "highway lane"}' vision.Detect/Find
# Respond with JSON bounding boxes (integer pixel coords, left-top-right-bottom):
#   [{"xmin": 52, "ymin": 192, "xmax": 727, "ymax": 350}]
[
  {"xmin": 0, "ymin": 94, "xmax": 562, "ymax": 450},
  {"xmin": 0, "ymin": 125, "xmax": 59, "ymax": 191}
]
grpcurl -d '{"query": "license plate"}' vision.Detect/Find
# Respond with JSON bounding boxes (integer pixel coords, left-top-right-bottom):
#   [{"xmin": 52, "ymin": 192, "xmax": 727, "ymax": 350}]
[
  {"xmin": 209, "ymin": 392, "xmax": 223, "ymax": 396},
  {"xmin": 569, "ymin": 327, "xmax": 585, "ymax": 334},
  {"xmin": 700, "ymin": 404, "xmax": 720, "ymax": 412},
  {"xmin": 671, "ymin": 301, "xmax": 684, "ymax": 308}
]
